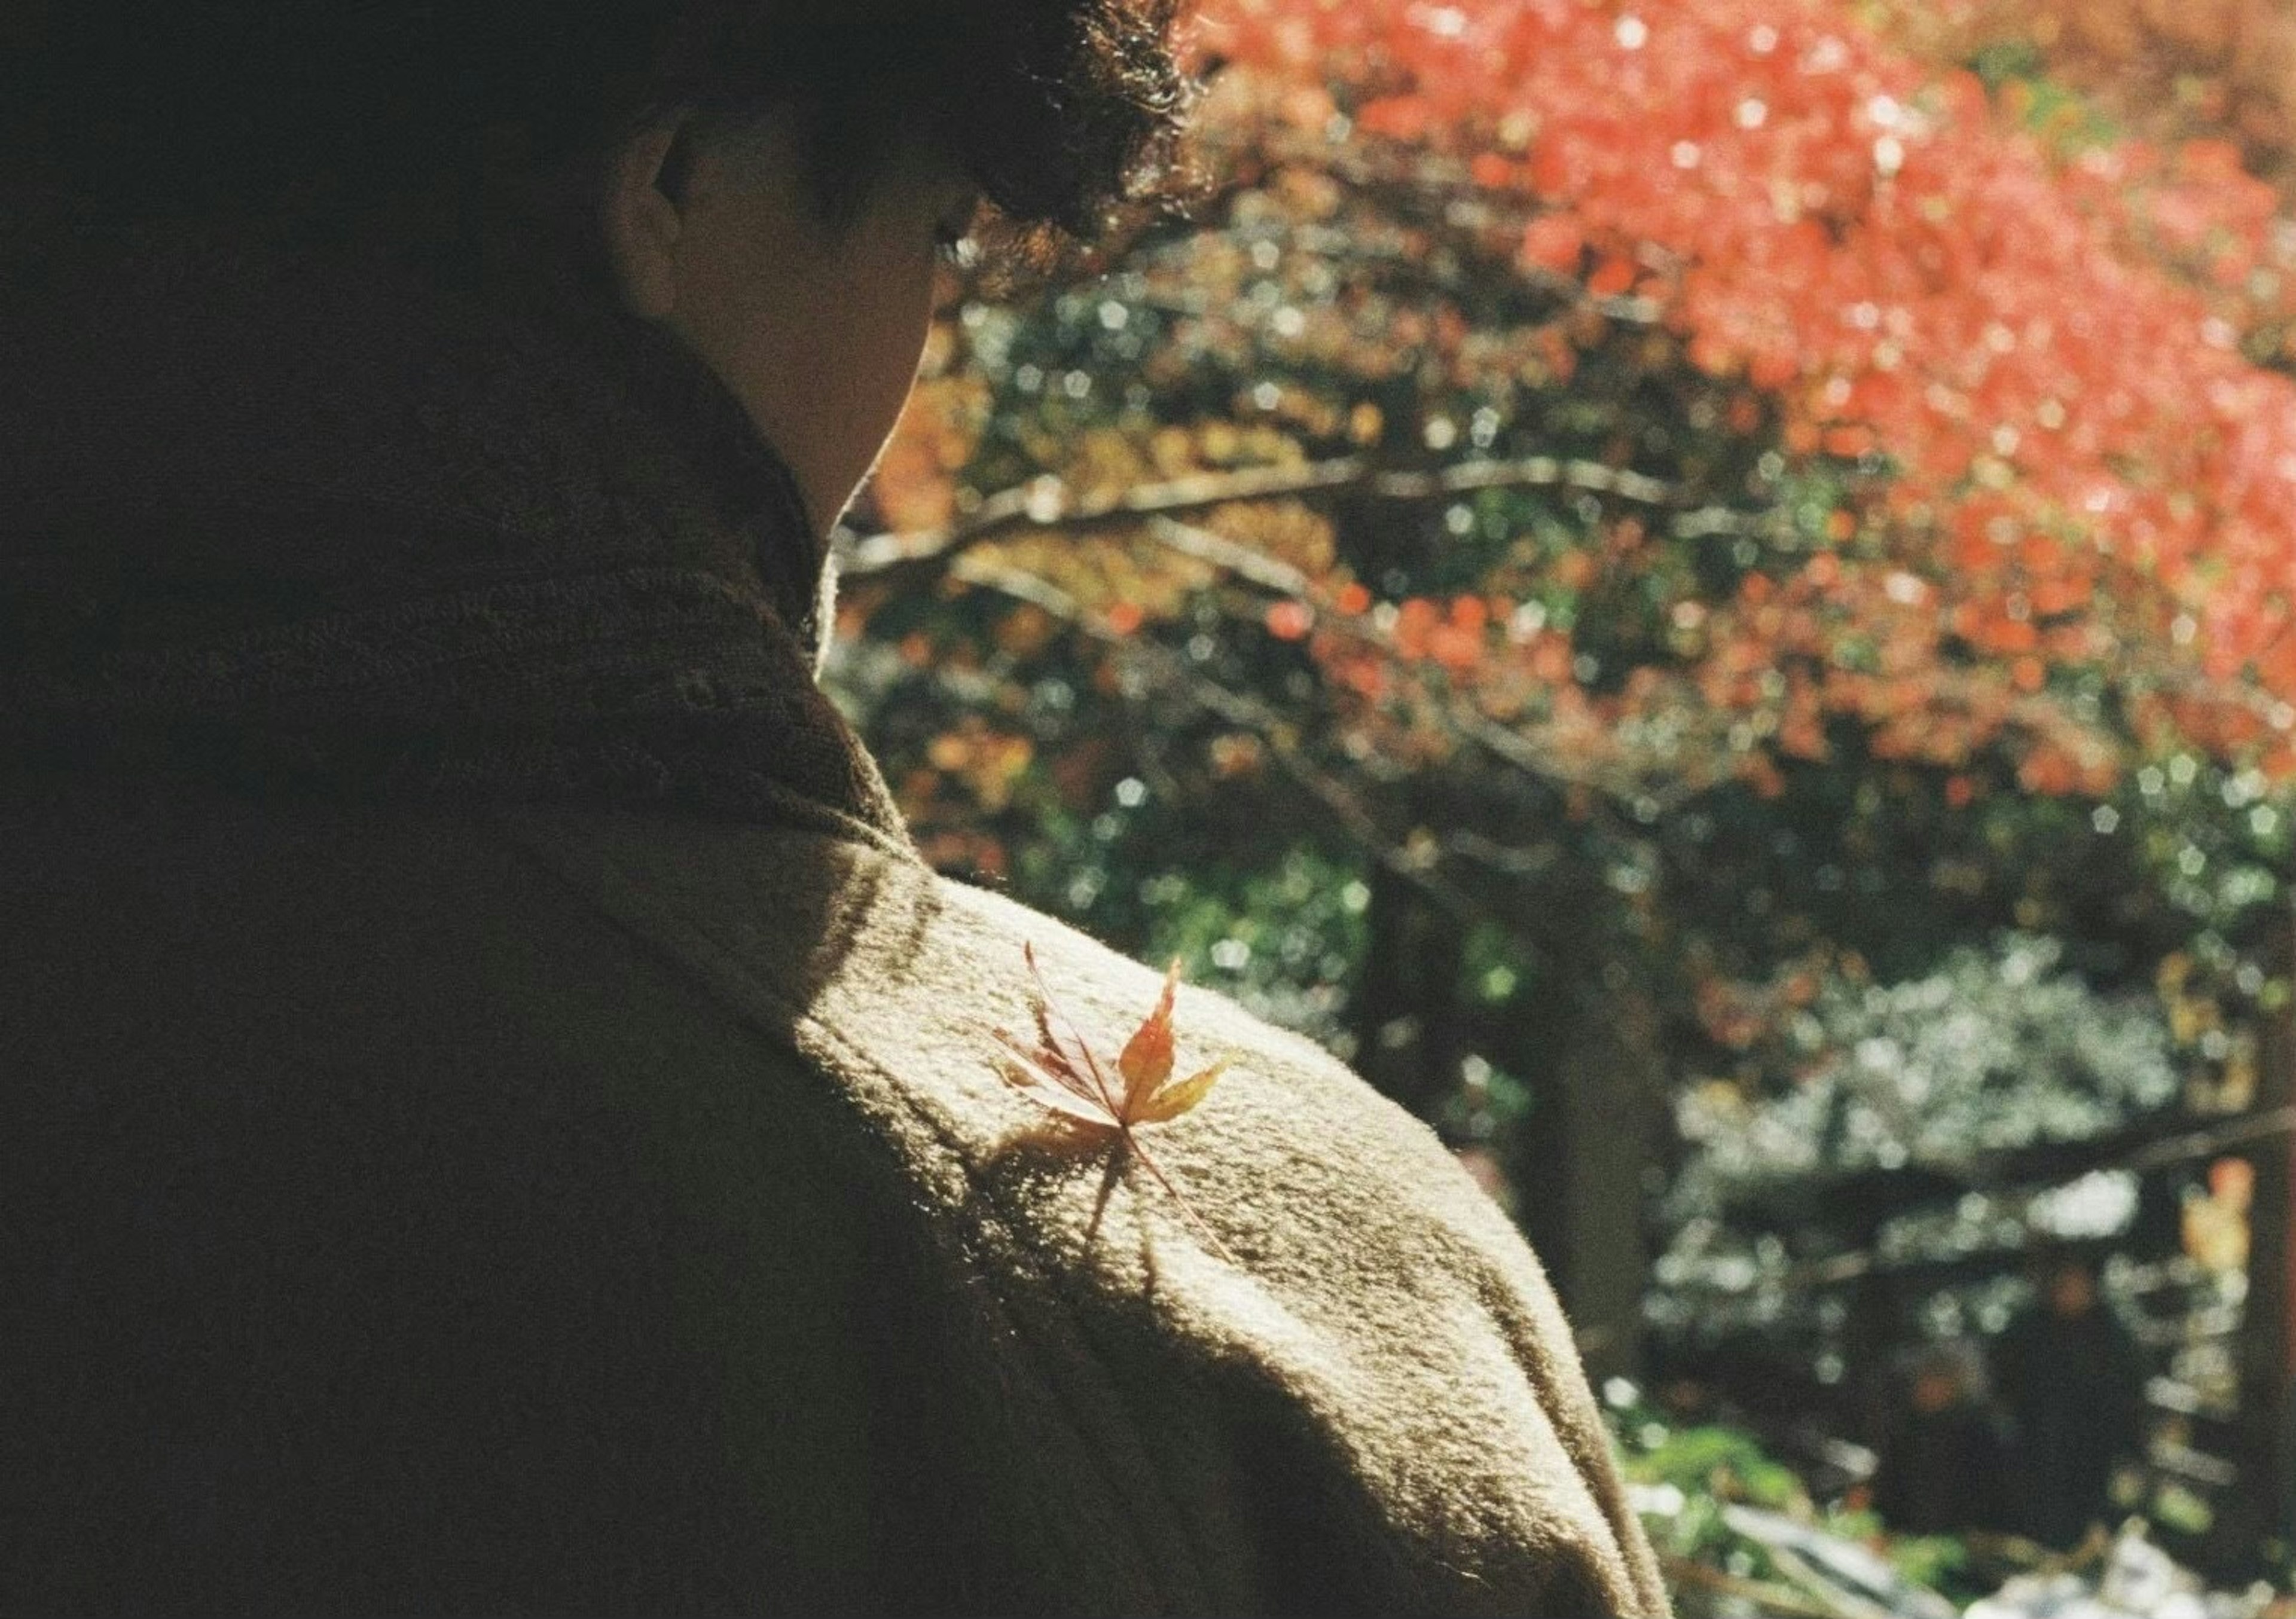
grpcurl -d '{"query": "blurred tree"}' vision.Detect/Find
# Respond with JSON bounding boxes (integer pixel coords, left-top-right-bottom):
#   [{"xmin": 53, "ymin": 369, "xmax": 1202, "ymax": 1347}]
[
  {"xmin": 829, "ymin": 0, "xmax": 2296, "ymax": 1410},
  {"xmin": 1888, "ymin": 0, "xmax": 2296, "ymax": 178}
]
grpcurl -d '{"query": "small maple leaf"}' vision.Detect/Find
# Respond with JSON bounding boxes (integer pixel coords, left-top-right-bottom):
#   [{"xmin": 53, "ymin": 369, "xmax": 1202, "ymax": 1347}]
[{"xmin": 992, "ymin": 943, "xmax": 1236, "ymax": 1263}]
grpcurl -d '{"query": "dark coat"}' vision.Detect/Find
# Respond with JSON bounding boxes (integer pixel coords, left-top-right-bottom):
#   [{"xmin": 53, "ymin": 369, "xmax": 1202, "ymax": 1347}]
[{"xmin": 1993, "ymin": 1303, "xmax": 2147, "ymax": 1548}]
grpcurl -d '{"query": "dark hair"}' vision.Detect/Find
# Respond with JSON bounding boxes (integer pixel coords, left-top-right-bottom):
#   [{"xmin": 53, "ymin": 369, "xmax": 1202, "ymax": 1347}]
[{"xmin": 13, "ymin": 1, "xmax": 1190, "ymax": 268}]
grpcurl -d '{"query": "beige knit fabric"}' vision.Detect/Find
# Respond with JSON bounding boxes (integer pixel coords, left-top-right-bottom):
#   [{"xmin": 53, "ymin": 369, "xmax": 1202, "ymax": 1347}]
[{"xmin": 506, "ymin": 811, "xmax": 1672, "ymax": 1616}]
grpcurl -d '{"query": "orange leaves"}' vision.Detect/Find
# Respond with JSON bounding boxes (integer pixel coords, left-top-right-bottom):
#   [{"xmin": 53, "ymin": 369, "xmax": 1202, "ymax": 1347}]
[
  {"xmin": 993, "ymin": 945, "xmax": 1236, "ymax": 1261},
  {"xmin": 1950, "ymin": 497, "xmax": 2017, "ymax": 573},
  {"xmin": 1586, "ymin": 253, "xmax": 1639, "ymax": 298},
  {"xmin": 1521, "ymin": 212, "xmax": 1586, "ymax": 274},
  {"xmin": 1527, "ymin": 636, "xmax": 1576, "ymax": 686},
  {"xmin": 1356, "ymin": 94, "xmax": 1436, "ymax": 142},
  {"xmin": 1387, "ymin": 594, "xmax": 1494, "ymax": 671},
  {"xmin": 1970, "ymin": 612, "xmax": 2039, "ymax": 656},
  {"xmin": 1265, "ymin": 599, "xmax": 1315, "ymax": 640},
  {"xmin": 1552, "ymin": 549, "xmax": 1598, "ymax": 592},
  {"xmin": 1199, "ymin": 0, "xmax": 2296, "ymax": 747},
  {"xmin": 860, "ymin": 0, "xmax": 2296, "ymax": 830},
  {"xmin": 923, "ymin": 720, "xmax": 1036, "ymax": 814},
  {"xmin": 1469, "ymin": 151, "xmax": 1519, "ymax": 188},
  {"xmin": 996, "ymin": 949, "xmax": 1228, "ymax": 1131},
  {"xmin": 875, "ymin": 375, "xmax": 986, "ymax": 533},
  {"xmin": 2015, "ymin": 741, "xmax": 2109, "ymax": 797},
  {"xmin": 1778, "ymin": 671, "xmax": 1831, "ymax": 761},
  {"xmin": 1114, "ymin": 968, "xmax": 1230, "ymax": 1125},
  {"xmin": 1390, "ymin": 595, "xmax": 1439, "ymax": 659}
]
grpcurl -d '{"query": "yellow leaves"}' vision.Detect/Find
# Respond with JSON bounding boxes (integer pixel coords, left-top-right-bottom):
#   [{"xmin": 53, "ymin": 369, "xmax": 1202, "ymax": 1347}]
[
  {"xmin": 875, "ymin": 374, "xmax": 988, "ymax": 533},
  {"xmin": 1208, "ymin": 731, "xmax": 1268, "ymax": 778},
  {"xmin": 1207, "ymin": 497, "xmax": 1336, "ymax": 575},
  {"xmin": 1113, "ymin": 962, "xmax": 1234, "ymax": 1123},
  {"xmin": 921, "ymin": 719, "xmax": 1034, "ymax": 812},
  {"xmin": 992, "ymin": 945, "xmax": 1237, "ymax": 1261},
  {"xmin": 932, "ymin": 419, "xmax": 1338, "ymax": 644}
]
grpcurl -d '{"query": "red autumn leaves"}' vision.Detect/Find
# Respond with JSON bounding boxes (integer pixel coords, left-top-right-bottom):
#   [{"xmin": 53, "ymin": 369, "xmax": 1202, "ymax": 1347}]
[
  {"xmin": 1201, "ymin": 0, "xmax": 2296, "ymax": 790},
  {"xmin": 994, "ymin": 945, "xmax": 1237, "ymax": 1260}
]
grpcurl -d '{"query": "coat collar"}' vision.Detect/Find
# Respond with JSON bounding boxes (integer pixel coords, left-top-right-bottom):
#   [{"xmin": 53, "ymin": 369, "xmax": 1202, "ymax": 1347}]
[{"xmin": 0, "ymin": 234, "xmax": 913, "ymax": 853}]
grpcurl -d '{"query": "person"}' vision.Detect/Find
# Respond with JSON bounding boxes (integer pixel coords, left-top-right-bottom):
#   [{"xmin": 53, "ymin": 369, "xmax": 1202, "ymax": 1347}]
[
  {"xmin": 1873, "ymin": 1341, "xmax": 2009, "ymax": 1537},
  {"xmin": 0, "ymin": 4, "xmax": 1669, "ymax": 1612},
  {"xmin": 1992, "ymin": 1250, "xmax": 2148, "ymax": 1549}
]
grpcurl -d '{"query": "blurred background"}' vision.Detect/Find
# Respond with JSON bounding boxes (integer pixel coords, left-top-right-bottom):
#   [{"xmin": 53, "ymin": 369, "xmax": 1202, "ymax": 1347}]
[{"xmin": 824, "ymin": 1, "xmax": 2296, "ymax": 1611}]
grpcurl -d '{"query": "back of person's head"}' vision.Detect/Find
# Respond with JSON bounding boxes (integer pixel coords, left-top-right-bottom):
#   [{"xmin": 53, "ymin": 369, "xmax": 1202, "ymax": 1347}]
[
  {"xmin": 2020, "ymin": 1244, "xmax": 2102, "ymax": 1319},
  {"xmin": 10, "ymin": 1, "xmax": 1187, "ymax": 286}
]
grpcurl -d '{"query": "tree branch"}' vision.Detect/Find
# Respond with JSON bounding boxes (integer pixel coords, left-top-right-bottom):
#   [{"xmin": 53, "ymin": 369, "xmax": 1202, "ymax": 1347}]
[
  {"xmin": 1690, "ymin": 1104, "xmax": 2296, "ymax": 1294},
  {"xmin": 838, "ymin": 451, "xmax": 1740, "ymax": 584},
  {"xmin": 1141, "ymin": 515, "xmax": 1315, "ymax": 596}
]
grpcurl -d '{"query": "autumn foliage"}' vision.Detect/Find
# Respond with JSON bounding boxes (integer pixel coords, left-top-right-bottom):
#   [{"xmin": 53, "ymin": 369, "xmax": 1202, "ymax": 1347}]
[
  {"xmin": 837, "ymin": 1, "xmax": 2296, "ymax": 967},
  {"xmin": 1169, "ymin": 4, "xmax": 2296, "ymax": 805}
]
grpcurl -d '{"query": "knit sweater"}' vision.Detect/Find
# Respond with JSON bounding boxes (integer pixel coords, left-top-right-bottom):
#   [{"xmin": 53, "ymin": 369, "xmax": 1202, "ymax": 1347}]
[{"xmin": 0, "ymin": 242, "xmax": 1669, "ymax": 1615}]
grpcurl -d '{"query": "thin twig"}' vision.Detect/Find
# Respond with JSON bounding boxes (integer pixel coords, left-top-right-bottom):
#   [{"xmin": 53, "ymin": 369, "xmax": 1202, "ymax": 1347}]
[{"xmin": 1141, "ymin": 515, "xmax": 1315, "ymax": 596}]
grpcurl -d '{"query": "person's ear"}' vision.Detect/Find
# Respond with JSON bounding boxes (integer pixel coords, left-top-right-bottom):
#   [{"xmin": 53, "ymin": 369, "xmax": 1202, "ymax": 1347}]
[{"xmin": 601, "ymin": 117, "xmax": 692, "ymax": 320}]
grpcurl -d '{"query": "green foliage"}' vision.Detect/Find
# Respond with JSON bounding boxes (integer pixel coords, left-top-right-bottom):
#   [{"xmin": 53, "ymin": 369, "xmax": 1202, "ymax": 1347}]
[
  {"xmin": 1680, "ymin": 933, "xmax": 2179, "ymax": 1190},
  {"xmin": 1031, "ymin": 831, "xmax": 1373, "ymax": 1049},
  {"xmin": 1626, "ymin": 1416, "xmax": 1808, "ymax": 1516},
  {"xmin": 1967, "ymin": 38, "xmax": 2047, "ymax": 93},
  {"xmin": 1882, "ymin": 1531, "xmax": 1972, "ymax": 1597},
  {"xmin": 1612, "ymin": 1398, "xmax": 1979, "ymax": 1608}
]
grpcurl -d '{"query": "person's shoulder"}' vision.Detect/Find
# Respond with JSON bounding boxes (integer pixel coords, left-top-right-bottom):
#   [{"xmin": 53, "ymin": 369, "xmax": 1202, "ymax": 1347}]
[
  {"xmin": 504, "ymin": 805, "xmax": 1529, "ymax": 1290},
  {"xmin": 502, "ymin": 808, "xmax": 1673, "ymax": 1615}
]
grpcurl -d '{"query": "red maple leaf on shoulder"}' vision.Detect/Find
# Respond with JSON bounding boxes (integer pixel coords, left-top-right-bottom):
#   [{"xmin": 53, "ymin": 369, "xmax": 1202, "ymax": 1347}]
[{"xmin": 993, "ymin": 943, "xmax": 1237, "ymax": 1263}]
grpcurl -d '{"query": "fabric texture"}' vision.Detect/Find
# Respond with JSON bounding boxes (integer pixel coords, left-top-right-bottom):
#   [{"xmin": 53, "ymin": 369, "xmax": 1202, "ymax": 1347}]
[
  {"xmin": 0, "ymin": 241, "xmax": 1670, "ymax": 1615},
  {"xmin": 1, "ymin": 234, "xmax": 902, "ymax": 848}
]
